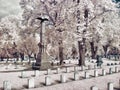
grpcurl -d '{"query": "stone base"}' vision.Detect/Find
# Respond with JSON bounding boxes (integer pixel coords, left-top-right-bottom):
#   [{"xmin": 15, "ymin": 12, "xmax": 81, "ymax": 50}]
[
  {"xmin": 32, "ymin": 62, "xmax": 52, "ymax": 70},
  {"xmin": 33, "ymin": 50, "xmax": 52, "ymax": 70},
  {"xmin": 40, "ymin": 62, "xmax": 52, "ymax": 70}
]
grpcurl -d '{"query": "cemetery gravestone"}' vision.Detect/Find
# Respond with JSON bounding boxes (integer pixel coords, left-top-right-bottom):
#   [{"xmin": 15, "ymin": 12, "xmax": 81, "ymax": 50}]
[
  {"xmin": 94, "ymin": 65, "xmax": 97, "ymax": 69},
  {"xmin": 28, "ymin": 78, "xmax": 35, "ymax": 89},
  {"xmin": 57, "ymin": 68, "xmax": 60, "ymax": 74},
  {"xmin": 66, "ymin": 67, "xmax": 70, "ymax": 73},
  {"xmin": 108, "ymin": 82, "xmax": 114, "ymax": 90},
  {"xmin": 94, "ymin": 70, "xmax": 98, "ymax": 77},
  {"xmin": 91, "ymin": 86, "xmax": 98, "ymax": 90},
  {"xmin": 60, "ymin": 74, "xmax": 66, "ymax": 83},
  {"xmin": 88, "ymin": 65, "xmax": 92, "ymax": 70},
  {"xmin": 34, "ymin": 70, "xmax": 40, "ymax": 77},
  {"xmin": 74, "ymin": 72, "xmax": 79, "ymax": 80},
  {"xmin": 3, "ymin": 81, "xmax": 11, "ymax": 90},
  {"xmin": 85, "ymin": 72, "xmax": 89, "ymax": 79},
  {"xmin": 102, "ymin": 69, "xmax": 106, "ymax": 76},
  {"xmin": 74, "ymin": 66, "xmax": 78, "ymax": 72},
  {"xmin": 45, "ymin": 76, "xmax": 51, "ymax": 86},
  {"xmin": 81, "ymin": 66, "xmax": 84, "ymax": 71},
  {"xmin": 21, "ymin": 71, "xmax": 27, "ymax": 78},
  {"xmin": 115, "ymin": 67, "xmax": 119, "ymax": 73},
  {"xmin": 109, "ymin": 68, "xmax": 112, "ymax": 74},
  {"xmin": 47, "ymin": 69, "xmax": 51, "ymax": 75}
]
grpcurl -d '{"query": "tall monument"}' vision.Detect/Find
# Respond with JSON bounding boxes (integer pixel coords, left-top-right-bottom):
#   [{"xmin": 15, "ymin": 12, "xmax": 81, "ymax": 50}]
[{"xmin": 33, "ymin": 17, "xmax": 52, "ymax": 70}]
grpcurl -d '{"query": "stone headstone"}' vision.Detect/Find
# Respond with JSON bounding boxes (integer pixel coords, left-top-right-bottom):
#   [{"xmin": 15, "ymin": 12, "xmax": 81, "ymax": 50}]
[
  {"xmin": 45, "ymin": 76, "xmax": 51, "ymax": 86},
  {"xmin": 115, "ymin": 67, "xmax": 119, "ymax": 73},
  {"xmin": 91, "ymin": 86, "xmax": 98, "ymax": 90},
  {"xmin": 69, "ymin": 61, "xmax": 71, "ymax": 64},
  {"xmin": 119, "ymin": 80, "xmax": 120, "ymax": 88},
  {"xmin": 34, "ymin": 70, "xmax": 40, "ymax": 77},
  {"xmin": 28, "ymin": 78, "xmax": 35, "ymax": 89},
  {"xmin": 108, "ymin": 82, "xmax": 113, "ymax": 90},
  {"xmin": 74, "ymin": 66, "xmax": 78, "ymax": 72},
  {"xmin": 60, "ymin": 74, "xmax": 66, "ymax": 83},
  {"xmin": 88, "ymin": 65, "xmax": 92, "ymax": 70},
  {"xmin": 94, "ymin": 70, "xmax": 98, "ymax": 77},
  {"xmin": 81, "ymin": 66, "xmax": 84, "ymax": 71},
  {"xmin": 22, "ymin": 63, "xmax": 26, "ymax": 66},
  {"xmin": 47, "ymin": 69, "xmax": 51, "ymax": 75},
  {"xmin": 6, "ymin": 65, "xmax": 9, "ymax": 69},
  {"xmin": 56, "ymin": 68, "xmax": 60, "ymax": 74},
  {"xmin": 102, "ymin": 69, "xmax": 106, "ymax": 76},
  {"xmin": 3, "ymin": 81, "xmax": 11, "ymax": 90},
  {"xmin": 21, "ymin": 71, "xmax": 27, "ymax": 78},
  {"xmin": 94, "ymin": 65, "xmax": 97, "ymax": 69},
  {"xmin": 74, "ymin": 72, "xmax": 79, "ymax": 80},
  {"xmin": 15, "ymin": 65, "xmax": 18, "ymax": 69},
  {"xmin": 66, "ymin": 67, "xmax": 70, "ymax": 73},
  {"xmin": 85, "ymin": 72, "xmax": 89, "ymax": 79},
  {"xmin": 109, "ymin": 68, "xmax": 112, "ymax": 74}
]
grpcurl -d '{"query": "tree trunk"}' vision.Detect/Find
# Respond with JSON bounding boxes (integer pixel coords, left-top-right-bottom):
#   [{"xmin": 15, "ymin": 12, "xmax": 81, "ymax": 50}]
[
  {"xmin": 20, "ymin": 53, "xmax": 24, "ymax": 61},
  {"xmin": 71, "ymin": 45, "xmax": 77, "ymax": 59},
  {"xmin": 90, "ymin": 41, "xmax": 98, "ymax": 59},
  {"xmin": 103, "ymin": 45, "xmax": 109, "ymax": 58},
  {"xmin": 34, "ymin": 53, "xmax": 37, "ymax": 60},
  {"xmin": 59, "ymin": 46, "xmax": 64, "ymax": 65},
  {"xmin": 78, "ymin": 41, "xmax": 85, "ymax": 66},
  {"xmin": 28, "ymin": 54, "xmax": 31, "ymax": 64}
]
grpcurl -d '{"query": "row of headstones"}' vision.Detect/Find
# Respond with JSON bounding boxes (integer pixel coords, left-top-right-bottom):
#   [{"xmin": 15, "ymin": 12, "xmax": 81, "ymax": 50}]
[
  {"xmin": 82, "ymin": 67, "xmax": 119, "ymax": 79},
  {"xmin": 21, "ymin": 66, "xmax": 120, "ymax": 78},
  {"xmin": 107, "ymin": 55, "xmax": 120, "ymax": 60},
  {"xmin": 21, "ymin": 66, "xmax": 93, "ymax": 78},
  {"xmin": 5, "ymin": 65, "xmax": 19, "ymax": 69},
  {"xmin": 3, "ymin": 76, "xmax": 119, "ymax": 90},
  {"xmin": 91, "ymin": 82, "xmax": 116, "ymax": 90},
  {"xmin": 4, "ymin": 67, "xmax": 120, "ymax": 90},
  {"xmin": 3, "ymin": 74, "xmax": 71, "ymax": 89}
]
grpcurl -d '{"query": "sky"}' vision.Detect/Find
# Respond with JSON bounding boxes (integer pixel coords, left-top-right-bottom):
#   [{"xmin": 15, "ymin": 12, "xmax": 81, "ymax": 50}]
[
  {"xmin": 0, "ymin": 0, "xmax": 22, "ymax": 19},
  {"xmin": 0, "ymin": 0, "xmax": 119, "ymax": 19}
]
